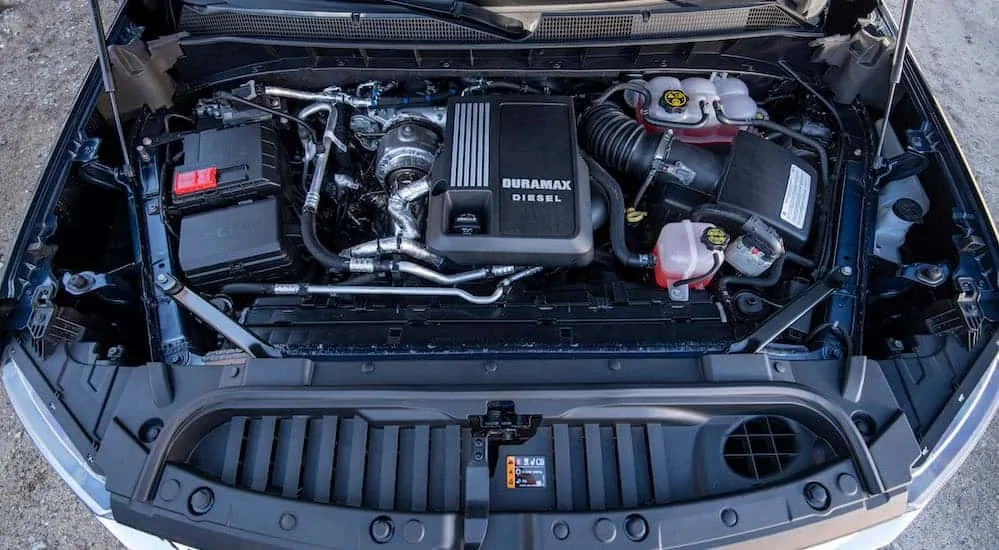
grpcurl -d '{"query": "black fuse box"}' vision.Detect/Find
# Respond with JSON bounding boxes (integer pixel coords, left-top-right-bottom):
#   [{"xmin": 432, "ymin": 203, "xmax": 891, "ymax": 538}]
[
  {"xmin": 170, "ymin": 122, "xmax": 286, "ymax": 213},
  {"xmin": 178, "ymin": 197, "xmax": 297, "ymax": 287}
]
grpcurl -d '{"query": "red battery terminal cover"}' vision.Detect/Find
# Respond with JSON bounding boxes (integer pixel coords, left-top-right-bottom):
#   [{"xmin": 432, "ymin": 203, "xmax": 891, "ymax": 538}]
[{"xmin": 173, "ymin": 167, "xmax": 218, "ymax": 196}]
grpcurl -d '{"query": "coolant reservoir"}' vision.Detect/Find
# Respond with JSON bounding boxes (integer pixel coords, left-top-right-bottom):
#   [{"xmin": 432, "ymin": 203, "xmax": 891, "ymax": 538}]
[
  {"xmin": 627, "ymin": 76, "xmax": 760, "ymax": 144},
  {"xmin": 653, "ymin": 221, "xmax": 728, "ymax": 301}
]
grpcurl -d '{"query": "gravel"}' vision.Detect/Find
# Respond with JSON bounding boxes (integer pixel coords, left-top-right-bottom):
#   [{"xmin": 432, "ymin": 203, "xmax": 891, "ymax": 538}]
[{"xmin": 0, "ymin": 0, "xmax": 996, "ymax": 548}]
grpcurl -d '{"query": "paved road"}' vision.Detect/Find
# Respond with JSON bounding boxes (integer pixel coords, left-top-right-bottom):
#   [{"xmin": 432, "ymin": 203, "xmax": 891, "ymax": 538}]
[{"xmin": 0, "ymin": 0, "xmax": 996, "ymax": 548}]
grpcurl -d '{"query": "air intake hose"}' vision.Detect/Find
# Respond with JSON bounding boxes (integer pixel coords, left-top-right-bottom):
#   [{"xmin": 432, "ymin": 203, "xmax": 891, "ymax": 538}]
[{"xmin": 578, "ymin": 103, "xmax": 724, "ymax": 196}]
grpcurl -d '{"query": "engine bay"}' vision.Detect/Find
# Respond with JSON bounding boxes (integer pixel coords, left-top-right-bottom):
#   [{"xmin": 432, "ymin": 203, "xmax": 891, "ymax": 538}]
[{"xmin": 107, "ymin": 72, "xmax": 855, "ymax": 356}]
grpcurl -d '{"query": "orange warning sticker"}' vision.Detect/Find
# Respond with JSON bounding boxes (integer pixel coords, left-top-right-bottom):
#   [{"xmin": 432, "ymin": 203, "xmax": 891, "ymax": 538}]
[{"xmin": 505, "ymin": 455, "xmax": 547, "ymax": 489}]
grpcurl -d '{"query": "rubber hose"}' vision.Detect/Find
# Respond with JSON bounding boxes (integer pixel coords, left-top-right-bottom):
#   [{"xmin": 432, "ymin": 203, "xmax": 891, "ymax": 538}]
[
  {"xmin": 578, "ymin": 103, "xmax": 723, "ymax": 195},
  {"xmin": 583, "ymin": 153, "xmax": 655, "ymax": 269},
  {"xmin": 719, "ymin": 255, "xmax": 787, "ymax": 292},
  {"xmin": 215, "ymin": 91, "xmax": 317, "ymax": 145},
  {"xmin": 221, "ymin": 283, "xmax": 274, "ymax": 295},
  {"xmin": 713, "ymin": 102, "xmax": 829, "ymax": 189},
  {"xmin": 590, "ymin": 183, "xmax": 609, "ymax": 229},
  {"xmin": 301, "ymin": 210, "xmax": 350, "ymax": 274},
  {"xmin": 673, "ymin": 253, "xmax": 721, "ymax": 289},
  {"xmin": 332, "ymin": 103, "xmax": 353, "ymax": 172}
]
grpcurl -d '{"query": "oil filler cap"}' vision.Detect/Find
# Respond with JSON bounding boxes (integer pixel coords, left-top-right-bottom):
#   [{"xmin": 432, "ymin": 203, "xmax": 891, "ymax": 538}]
[{"xmin": 701, "ymin": 226, "xmax": 730, "ymax": 251}]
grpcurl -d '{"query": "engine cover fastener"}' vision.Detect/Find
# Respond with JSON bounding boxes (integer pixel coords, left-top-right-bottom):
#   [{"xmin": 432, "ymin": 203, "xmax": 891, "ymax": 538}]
[
  {"xmin": 804, "ymin": 482, "xmax": 831, "ymax": 510},
  {"xmin": 279, "ymin": 513, "xmax": 297, "ymax": 531},
  {"xmin": 625, "ymin": 515, "xmax": 649, "ymax": 542},
  {"xmin": 370, "ymin": 517, "xmax": 394, "ymax": 543},
  {"xmin": 188, "ymin": 487, "xmax": 214, "ymax": 515}
]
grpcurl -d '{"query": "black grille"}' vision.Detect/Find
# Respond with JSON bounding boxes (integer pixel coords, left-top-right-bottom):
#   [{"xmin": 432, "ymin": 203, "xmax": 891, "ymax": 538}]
[
  {"xmin": 179, "ymin": 5, "xmax": 805, "ymax": 44},
  {"xmin": 723, "ymin": 416, "xmax": 800, "ymax": 480},
  {"xmin": 187, "ymin": 415, "xmax": 464, "ymax": 512}
]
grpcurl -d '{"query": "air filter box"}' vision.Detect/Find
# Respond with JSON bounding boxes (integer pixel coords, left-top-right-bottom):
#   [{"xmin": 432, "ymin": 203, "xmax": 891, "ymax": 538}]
[
  {"xmin": 426, "ymin": 96, "xmax": 593, "ymax": 267},
  {"xmin": 714, "ymin": 132, "xmax": 818, "ymax": 250}
]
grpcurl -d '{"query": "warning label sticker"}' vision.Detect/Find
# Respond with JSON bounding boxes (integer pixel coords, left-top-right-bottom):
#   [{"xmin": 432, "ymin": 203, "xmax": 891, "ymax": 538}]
[
  {"xmin": 781, "ymin": 164, "xmax": 812, "ymax": 229},
  {"xmin": 506, "ymin": 456, "xmax": 547, "ymax": 489}
]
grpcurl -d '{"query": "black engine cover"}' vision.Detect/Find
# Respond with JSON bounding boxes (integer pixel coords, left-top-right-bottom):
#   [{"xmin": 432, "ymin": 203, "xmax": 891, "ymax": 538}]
[{"xmin": 426, "ymin": 96, "xmax": 593, "ymax": 267}]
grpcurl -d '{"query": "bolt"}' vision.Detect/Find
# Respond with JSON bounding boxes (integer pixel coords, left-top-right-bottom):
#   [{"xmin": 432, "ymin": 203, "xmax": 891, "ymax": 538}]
[
  {"xmin": 720, "ymin": 508, "xmax": 738, "ymax": 527},
  {"xmin": 473, "ymin": 438, "xmax": 484, "ymax": 448},
  {"xmin": 142, "ymin": 137, "xmax": 153, "ymax": 147},
  {"xmin": 552, "ymin": 521, "xmax": 570, "ymax": 540},
  {"xmin": 189, "ymin": 487, "xmax": 215, "ymax": 515},
  {"xmin": 67, "ymin": 274, "xmax": 88, "ymax": 289},
  {"xmin": 839, "ymin": 266, "xmax": 854, "ymax": 277},
  {"xmin": 853, "ymin": 148, "xmax": 863, "ymax": 157},
  {"xmin": 853, "ymin": 415, "xmax": 874, "ymax": 439},
  {"xmin": 804, "ymin": 482, "xmax": 830, "ymax": 510},
  {"xmin": 370, "ymin": 517, "xmax": 394, "ymax": 543},
  {"xmin": 473, "ymin": 451, "xmax": 484, "ymax": 461},
  {"xmin": 147, "ymin": 425, "xmax": 161, "ymax": 440},
  {"xmin": 156, "ymin": 274, "xmax": 169, "ymax": 284},
  {"xmin": 146, "ymin": 203, "xmax": 159, "ymax": 215},
  {"xmin": 551, "ymin": 61, "xmax": 563, "ymax": 69},
  {"xmin": 361, "ymin": 361, "xmax": 375, "ymax": 374},
  {"xmin": 625, "ymin": 515, "xmax": 648, "ymax": 542},
  {"xmin": 279, "ymin": 513, "xmax": 297, "ymax": 531}
]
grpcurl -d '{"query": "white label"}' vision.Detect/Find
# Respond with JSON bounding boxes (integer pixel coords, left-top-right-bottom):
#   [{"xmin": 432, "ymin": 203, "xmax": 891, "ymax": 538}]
[{"xmin": 780, "ymin": 165, "xmax": 812, "ymax": 229}]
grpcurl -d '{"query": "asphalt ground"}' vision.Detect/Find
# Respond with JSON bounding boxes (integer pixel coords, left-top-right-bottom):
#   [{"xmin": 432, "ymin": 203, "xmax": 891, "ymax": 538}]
[{"xmin": 0, "ymin": 0, "xmax": 996, "ymax": 548}]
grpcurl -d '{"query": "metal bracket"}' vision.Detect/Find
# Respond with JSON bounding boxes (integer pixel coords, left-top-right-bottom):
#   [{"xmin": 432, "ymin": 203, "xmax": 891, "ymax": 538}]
[
  {"xmin": 956, "ymin": 278, "xmax": 984, "ymax": 349},
  {"xmin": 27, "ymin": 280, "xmax": 58, "ymax": 341},
  {"xmin": 61, "ymin": 271, "xmax": 134, "ymax": 305},
  {"xmin": 728, "ymin": 270, "xmax": 846, "ymax": 353},
  {"xmin": 897, "ymin": 263, "xmax": 950, "ymax": 287},
  {"xmin": 69, "ymin": 135, "xmax": 102, "ymax": 163},
  {"xmin": 156, "ymin": 274, "xmax": 281, "ymax": 359}
]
